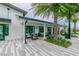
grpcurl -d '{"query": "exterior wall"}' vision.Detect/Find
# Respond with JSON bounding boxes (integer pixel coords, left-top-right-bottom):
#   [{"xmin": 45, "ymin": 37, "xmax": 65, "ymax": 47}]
[
  {"xmin": 0, "ymin": 4, "xmax": 24, "ymax": 40},
  {"xmin": 12, "ymin": 17, "xmax": 25, "ymax": 40},
  {"xmin": 0, "ymin": 4, "xmax": 22, "ymax": 19}
]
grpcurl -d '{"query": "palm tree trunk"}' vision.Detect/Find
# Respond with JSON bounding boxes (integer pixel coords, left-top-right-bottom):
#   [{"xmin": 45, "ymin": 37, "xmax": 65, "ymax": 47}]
[
  {"xmin": 73, "ymin": 22, "xmax": 76, "ymax": 33},
  {"xmin": 53, "ymin": 13, "xmax": 59, "ymax": 39},
  {"xmin": 68, "ymin": 10, "xmax": 71, "ymax": 39}
]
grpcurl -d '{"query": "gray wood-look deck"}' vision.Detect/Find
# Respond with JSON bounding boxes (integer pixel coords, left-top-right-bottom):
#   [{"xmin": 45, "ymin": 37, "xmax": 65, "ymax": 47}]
[{"xmin": 0, "ymin": 37, "xmax": 79, "ymax": 56}]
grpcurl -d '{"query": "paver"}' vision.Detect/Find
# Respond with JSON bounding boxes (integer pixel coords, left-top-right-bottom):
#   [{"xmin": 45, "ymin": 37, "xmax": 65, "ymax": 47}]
[{"xmin": 0, "ymin": 37, "xmax": 79, "ymax": 56}]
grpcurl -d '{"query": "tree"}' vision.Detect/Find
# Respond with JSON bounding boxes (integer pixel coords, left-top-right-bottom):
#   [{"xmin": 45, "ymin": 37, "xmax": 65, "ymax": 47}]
[
  {"xmin": 64, "ymin": 4, "xmax": 79, "ymax": 38},
  {"xmin": 57, "ymin": 4, "xmax": 79, "ymax": 39},
  {"xmin": 71, "ymin": 13, "xmax": 78, "ymax": 33},
  {"xmin": 31, "ymin": 3, "xmax": 79, "ymax": 39},
  {"xmin": 31, "ymin": 3, "xmax": 68, "ymax": 39},
  {"xmin": 72, "ymin": 14, "xmax": 77, "ymax": 33}
]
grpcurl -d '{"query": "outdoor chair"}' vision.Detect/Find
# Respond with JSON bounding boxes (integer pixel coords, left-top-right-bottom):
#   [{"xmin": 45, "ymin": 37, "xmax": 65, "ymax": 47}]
[{"xmin": 31, "ymin": 33, "xmax": 38, "ymax": 40}]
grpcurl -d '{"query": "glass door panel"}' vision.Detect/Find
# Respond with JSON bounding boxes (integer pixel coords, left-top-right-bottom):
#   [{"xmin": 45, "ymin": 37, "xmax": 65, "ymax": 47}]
[
  {"xmin": 0, "ymin": 25, "xmax": 4, "ymax": 40},
  {"xmin": 47, "ymin": 27, "xmax": 51, "ymax": 34}
]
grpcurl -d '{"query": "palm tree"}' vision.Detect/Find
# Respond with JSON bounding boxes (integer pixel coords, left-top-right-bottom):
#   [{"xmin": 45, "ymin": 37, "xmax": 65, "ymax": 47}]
[
  {"xmin": 71, "ymin": 13, "xmax": 78, "ymax": 33},
  {"xmin": 31, "ymin": 3, "xmax": 68, "ymax": 39},
  {"xmin": 31, "ymin": 3, "xmax": 79, "ymax": 39},
  {"xmin": 63, "ymin": 4, "xmax": 79, "ymax": 39},
  {"xmin": 65, "ymin": 4, "xmax": 79, "ymax": 38},
  {"xmin": 73, "ymin": 19, "xmax": 77, "ymax": 33}
]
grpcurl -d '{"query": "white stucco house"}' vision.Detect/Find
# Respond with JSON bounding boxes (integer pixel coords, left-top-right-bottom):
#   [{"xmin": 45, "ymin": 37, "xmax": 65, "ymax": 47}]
[{"xmin": 0, "ymin": 3, "xmax": 64, "ymax": 41}]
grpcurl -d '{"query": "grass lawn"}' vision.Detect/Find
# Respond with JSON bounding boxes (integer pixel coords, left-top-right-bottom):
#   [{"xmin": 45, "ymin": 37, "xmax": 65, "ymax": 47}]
[{"xmin": 72, "ymin": 31, "xmax": 79, "ymax": 35}]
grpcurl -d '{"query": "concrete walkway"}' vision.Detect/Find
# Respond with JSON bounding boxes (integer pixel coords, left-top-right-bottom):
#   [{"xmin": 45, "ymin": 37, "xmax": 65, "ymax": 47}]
[{"xmin": 0, "ymin": 37, "xmax": 79, "ymax": 56}]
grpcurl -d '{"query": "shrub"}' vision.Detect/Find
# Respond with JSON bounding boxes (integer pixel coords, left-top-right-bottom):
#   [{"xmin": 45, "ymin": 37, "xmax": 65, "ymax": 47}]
[
  {"xmin": 47, "ymin": 35, "xmax": 54, "ymax": 40},
  {"xmin": 46, "ymin": 35, "xmax": 54, "ymax": 42},
  {"xmin": 60, "ymin": 29, "xmax": 65, "ymax": 35},
  {"xmin": 46, "ymin": 35, "xmax": 72, "ymax": 48}
]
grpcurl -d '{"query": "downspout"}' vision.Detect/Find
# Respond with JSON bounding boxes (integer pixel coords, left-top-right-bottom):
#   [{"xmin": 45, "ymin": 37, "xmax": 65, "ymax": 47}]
[
  {"xmin": 23, "ymin": 12, "xmax": 27, "ymax": 44},
  {"xmin": 7, "ymin": 8, "xmax": 10, "ymax": 19},
  {"xmin": 25, "ymin": 20, "xmax": 27, "ymax": 44}
]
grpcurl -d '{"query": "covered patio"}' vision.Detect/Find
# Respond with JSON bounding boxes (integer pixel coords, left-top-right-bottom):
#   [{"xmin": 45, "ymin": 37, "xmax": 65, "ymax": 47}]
[{"xmin": 19, "ymin": 16, "xmax": 64, "ymax": 40}]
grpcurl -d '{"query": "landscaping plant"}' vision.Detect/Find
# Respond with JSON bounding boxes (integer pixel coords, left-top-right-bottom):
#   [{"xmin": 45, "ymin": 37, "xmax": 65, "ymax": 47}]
[{"xmin": 46, "ymin": 35, "xmax": 72, "ymax": 48}]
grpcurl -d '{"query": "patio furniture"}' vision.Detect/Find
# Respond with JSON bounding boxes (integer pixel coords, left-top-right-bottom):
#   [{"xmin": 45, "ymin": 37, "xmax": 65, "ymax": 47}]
[
  {"xmin": 31, "ymin": 33, "xmax": 38, "ymax": 40},
  {"xmin": 38, "ymin": 32, "xmax": 44, "ymax": 37},
  {"xmin": 26, "ymin": 33, "xmax": 31, "ymax": 38}
]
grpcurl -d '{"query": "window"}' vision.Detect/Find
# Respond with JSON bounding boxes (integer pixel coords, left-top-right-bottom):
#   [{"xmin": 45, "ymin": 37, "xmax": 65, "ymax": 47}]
[
  {"xmin": 25, "ymin": 26, "xmax": 35, "ymax": 34},
  {"xmin": 4, "ymin": 24, "xmax": 9, "ymax": 35},
  {"xmin": 39, "ymin": 26, "xmax": 44, "ymax": 32}
]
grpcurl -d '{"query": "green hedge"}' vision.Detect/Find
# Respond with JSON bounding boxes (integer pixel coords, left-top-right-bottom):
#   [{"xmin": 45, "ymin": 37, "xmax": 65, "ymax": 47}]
[{"xmin": 46, "ymin": 35, "xmax": 72, "ymax": 48}]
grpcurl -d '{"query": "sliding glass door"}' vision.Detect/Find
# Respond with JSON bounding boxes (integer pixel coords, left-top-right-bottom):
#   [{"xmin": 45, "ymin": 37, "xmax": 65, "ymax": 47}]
[
  {"xmin": 0, "ymin": 25, "xmax": 5, "ymax": 40},
  {"xmin": 38, "ymin": 26, "xmax": 44, "ymax": 36},
  {"xmin": 47, "ymin": 27, "xmax": 51, "ymax": 34}
]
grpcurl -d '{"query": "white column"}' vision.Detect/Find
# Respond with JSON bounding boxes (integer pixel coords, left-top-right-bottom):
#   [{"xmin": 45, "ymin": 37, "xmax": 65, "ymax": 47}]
[
  {"xmin": 35, "ymin": 26, "xmax": 39, "ymax": 34},
  {"xmin": 44, "ymin": 23, "xmax": 46, "ymax": 39},
  {"xmin": 51, "ymin": 27, "xmax": 53, "ymax": 35}
]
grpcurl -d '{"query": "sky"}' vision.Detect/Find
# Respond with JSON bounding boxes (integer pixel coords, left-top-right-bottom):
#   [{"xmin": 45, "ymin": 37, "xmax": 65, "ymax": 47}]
[
  {"xmin": 12, "ymin": 3, "xmax": 79, "ymax": 29},
  {"xmin": 12, "ymin": 3, "xmax": 54, "ymax": 22}
]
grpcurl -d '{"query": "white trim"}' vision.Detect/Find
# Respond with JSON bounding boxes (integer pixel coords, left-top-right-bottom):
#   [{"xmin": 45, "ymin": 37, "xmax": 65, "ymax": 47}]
[{"xmin": 44, "ymin": 23, "xmax": 46, "ymax": 39}]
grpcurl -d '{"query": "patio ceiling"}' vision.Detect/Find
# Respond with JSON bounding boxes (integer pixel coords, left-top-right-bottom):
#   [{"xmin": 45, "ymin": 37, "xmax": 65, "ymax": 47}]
[
  {"xmin": 19, "ymin": 16, "xmax": 66, "ymax": 27},
  {"xmin": 26, "ymin": 20, "xmax": 53, "ymax": 27}
]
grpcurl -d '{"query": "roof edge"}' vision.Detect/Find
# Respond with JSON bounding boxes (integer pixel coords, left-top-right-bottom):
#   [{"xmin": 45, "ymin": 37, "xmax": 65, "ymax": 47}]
[
  {"xmin": 2, "ymin": 3, "xmax": 27, "ymax": 15},
  {"xmin": 19, "ymin": 16, "xmax": 66, "ymax": 27},
  {"xmin": 19, "ymin": 16, "xmax": 53, "ymax": 24}
]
